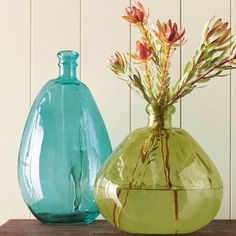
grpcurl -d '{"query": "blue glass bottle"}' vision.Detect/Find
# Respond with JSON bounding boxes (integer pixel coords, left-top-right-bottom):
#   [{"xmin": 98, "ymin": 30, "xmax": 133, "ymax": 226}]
[{"xmin": 18, "ymin": 50, "xmax": 112, "ymax": 224}]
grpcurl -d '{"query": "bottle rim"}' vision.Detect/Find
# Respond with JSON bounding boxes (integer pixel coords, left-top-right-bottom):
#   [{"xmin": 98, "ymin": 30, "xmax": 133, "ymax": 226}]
[{"xmin": 57, "ymin": 50, "xmax": 79, "ymax": 60}]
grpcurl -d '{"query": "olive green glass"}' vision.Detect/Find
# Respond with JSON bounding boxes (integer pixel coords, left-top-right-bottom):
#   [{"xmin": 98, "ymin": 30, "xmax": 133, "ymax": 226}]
[{"xmin": 94, "ymin": 105, "xmax": 223, "ymax": 234}]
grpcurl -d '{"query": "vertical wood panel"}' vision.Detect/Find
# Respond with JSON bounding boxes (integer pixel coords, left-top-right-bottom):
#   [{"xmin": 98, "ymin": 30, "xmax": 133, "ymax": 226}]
[
  {"xmin": 81, "ymin": 0, "xmax": 130, "ymax": 149},
  {"xmin": 0, "ymin": 0, "xmax": 30, "ymax": 224},
  {"xmin": 232, "ymin": 0, "xmax": 236, "ymax": 219},
  {"xmin": 31, "ymin": 0, "xmax": 80, "ymax": 101},
  {"xmin": 182, "ymin": 0, "xmax": 231, "ymax": 219},
  {"xmin": 131, "ymin": 0, "xmax": 181, "ymax": 130}
]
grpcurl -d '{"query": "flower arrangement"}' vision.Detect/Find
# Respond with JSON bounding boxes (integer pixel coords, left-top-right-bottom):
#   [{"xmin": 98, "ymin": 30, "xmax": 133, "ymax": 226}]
[
  {"xmin": 109, "ymin": 2, "xmax": 236, "ymax": 115},
  {"xmin": 102, "ymin": 2, "xmax": 235, "ymax": 231}
]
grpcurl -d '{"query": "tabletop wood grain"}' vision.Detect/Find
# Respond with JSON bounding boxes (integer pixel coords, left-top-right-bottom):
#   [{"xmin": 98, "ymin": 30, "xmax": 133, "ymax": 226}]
[{"xmin": 0, "ymin": 220, "xmax": 235, "ymax": 236}]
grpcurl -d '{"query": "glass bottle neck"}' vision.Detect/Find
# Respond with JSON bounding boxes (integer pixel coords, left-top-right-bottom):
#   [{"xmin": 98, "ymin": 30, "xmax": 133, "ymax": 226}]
[
  {"xmin": 59, "ymin": 64, "xmax": 77, "ymax": 79},
  {"xmin": 146, "ymin": 105, "xmax": 175, "ymax": 129},
  {"xmin": 57, "ymin": 50, "xmax": 79, "ymax": 81},
  {"xmin": 148, "ymin": 114, "xmax": 172, "ymax": 129}
]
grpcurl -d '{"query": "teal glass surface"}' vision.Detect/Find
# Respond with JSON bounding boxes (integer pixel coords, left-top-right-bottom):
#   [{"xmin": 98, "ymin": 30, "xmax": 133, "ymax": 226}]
[{"xmin": 18, "ymin": 50, "xmax": 112, "ymax": 224}]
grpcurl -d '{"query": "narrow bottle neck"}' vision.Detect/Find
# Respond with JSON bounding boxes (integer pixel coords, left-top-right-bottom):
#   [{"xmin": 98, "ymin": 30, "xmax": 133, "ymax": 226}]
[
  {"xmin": 148, "ymin": 114, "xmax": 172, "ymax": 129},
  {"xmin": 146, "ymin": 105, "xmax": 175, "ymax": 130},
  {"xmin": 58, "ymin": 63, "xmax": 77, "ymax": 79},
  {"xmin": 57, "ymin": 50, "xmax": 79, "ymax": 81}
]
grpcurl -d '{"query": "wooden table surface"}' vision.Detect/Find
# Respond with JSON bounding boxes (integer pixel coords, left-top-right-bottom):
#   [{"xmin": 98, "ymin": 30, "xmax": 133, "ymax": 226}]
[{"xmin": 0, "ymin": 220, "xmax": 235, "ymax": 236}]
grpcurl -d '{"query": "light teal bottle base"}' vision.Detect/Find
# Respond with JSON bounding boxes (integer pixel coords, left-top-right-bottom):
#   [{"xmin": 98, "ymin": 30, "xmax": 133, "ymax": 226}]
[{"xmin": 30, "ymin": 207, "xmax": 99, "ymax": 225}]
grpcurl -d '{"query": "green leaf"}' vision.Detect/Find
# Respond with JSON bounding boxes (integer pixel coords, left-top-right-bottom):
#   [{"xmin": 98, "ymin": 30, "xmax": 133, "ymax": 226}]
[
  {"xmin": 171, "ymin": 79, "xmax": 181, "ymax": 94},
  {"xmin": 217, "ymin": 41, "xmax": 234, "ymax": 51},
  {"xmin": 208, "ymin": 41, "xmax": 220, "ymax": 51},
  {"xmin": 210, "ymin": 56, "xmax": 221, "ymax": 65},
  {"xmin": 212, "ymin": 18, "xmax": 222, "ymax": 28},
  {"xmin": 133, "ymin": 74, "xmax": 151, "ymax": 103},
  {"xmin": 220, "ymin": 35, "xmax": 233, "ymax": 46},
  {"xmin": 197, "ymin": 77, "xmax": 212, "ymax": 83},
  {"xmin": 202, "ymin": 50, "xmax": 215, "ymax": 60},
  {"xmin": 218, "ymin": 50, "xmax": 228, "ymax": 61},
  {"xmin": 200, "ymin": 43, "xmax": 206, "ymax": 50},
  {"xmin": 198, "ymin": 70, "xmax": 222, "ymax": 82},
  {"xmin": 184, "ymin": 61, "xmax": 191, "ymax": 74},
  {"xmin": 218, "ymin": 65, "xmax": 234, "ymax": 70}
]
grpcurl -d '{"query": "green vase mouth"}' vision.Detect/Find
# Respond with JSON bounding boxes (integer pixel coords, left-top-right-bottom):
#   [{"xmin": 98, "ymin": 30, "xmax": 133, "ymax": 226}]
[{"xmin": 146, "ymin": 104, "xmax": 176, "ymax": 128}]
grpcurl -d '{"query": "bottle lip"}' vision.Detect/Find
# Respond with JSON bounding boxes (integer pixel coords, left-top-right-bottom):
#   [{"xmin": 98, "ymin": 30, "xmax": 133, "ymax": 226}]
[{"xmin": 57, "ymin": 50, "xmax": 79, "ymax": 60}]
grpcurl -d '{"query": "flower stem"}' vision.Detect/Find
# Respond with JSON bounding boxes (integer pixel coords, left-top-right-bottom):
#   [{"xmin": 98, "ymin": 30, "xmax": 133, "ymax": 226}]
[
  {"xmin": 114, "ymin": 157, "xmax": 140, "ymax": 227},
  {"xmin": 165, "ymin": 131, "xmax": 172, "ymax": 189},
  {"xmin": 140, "ymin": 24, "xmax": 159, "ymax": 65},
  {"xmin": 159, "ymin": 44, "xmax": 172, "ymax": 108},
  {"xmin": 112, "ymin": 187, "xmax": 121, "ymax": 227},
  {"xmin": 173, "ymin": 190, "xmax": 179, "ymax": 221},
  {"xmin": 117, "ymin": 184, "xmax": 131, "ymax": 227},
  {"xmin": 163, "ymin": 129, "xmax": 179, "ymax": 224},
  {"xmin": 162, "ymin": 45, "xmax": 171, "ymax": 87},
  {"xmin": 159, "ymin": 128, "xmax": 169, "ymax": 184},
  {"xmin": 143, "ymin": 62, "xmax": 156, "ymax": 100}
]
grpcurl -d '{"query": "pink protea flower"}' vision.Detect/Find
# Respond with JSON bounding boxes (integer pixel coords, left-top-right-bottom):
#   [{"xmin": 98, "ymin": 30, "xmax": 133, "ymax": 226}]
[
  {"xmin": 122, "ymin": 2, "xmax": 148, "ymax": 25},
  {"xmin": 153, "ymin": 19, "xmax": 185, "ymax": 46}
]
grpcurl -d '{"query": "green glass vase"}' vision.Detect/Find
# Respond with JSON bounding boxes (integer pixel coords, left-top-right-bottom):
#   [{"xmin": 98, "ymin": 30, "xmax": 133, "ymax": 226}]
[
  {"xmin": 94, "ymin": 105, "xmax": 223, "ymax": 234},
  {"xmin": 18, "ymin": 50, "xmax": 112, "ymax": 224}
]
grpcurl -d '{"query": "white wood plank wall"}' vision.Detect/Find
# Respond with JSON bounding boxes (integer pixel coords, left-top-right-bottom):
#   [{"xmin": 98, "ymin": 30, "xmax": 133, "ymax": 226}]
[{"xmin": 0, "ymin": 0, "xmax": 235, "ymax": 224}]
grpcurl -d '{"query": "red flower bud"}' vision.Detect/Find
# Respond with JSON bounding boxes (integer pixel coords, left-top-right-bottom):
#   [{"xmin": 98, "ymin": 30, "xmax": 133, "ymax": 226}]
[
  {"xmin": 204, "ymin": 18, "xmax": 231, "ymax": 46},
  {"xmin": 109, "ymin": 52, "xmax": 126, "ymax": 76},
  {"xmin": 122, "ymin": 2, "xmax": 148, "ymax": 24},
  {"xmin": 136, "ymin": 41, "xmax": 151, "ymax": 61}
]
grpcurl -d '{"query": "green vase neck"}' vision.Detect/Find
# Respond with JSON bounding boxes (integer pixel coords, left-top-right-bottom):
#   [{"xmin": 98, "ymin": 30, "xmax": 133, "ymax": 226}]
[
  {"xmin": 57, "ymin": 50, "xmax": 79, "ymax": 81},
  {"xmin": 146, "ymin": 105, "xmax": 175, "ymax": 129}
]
